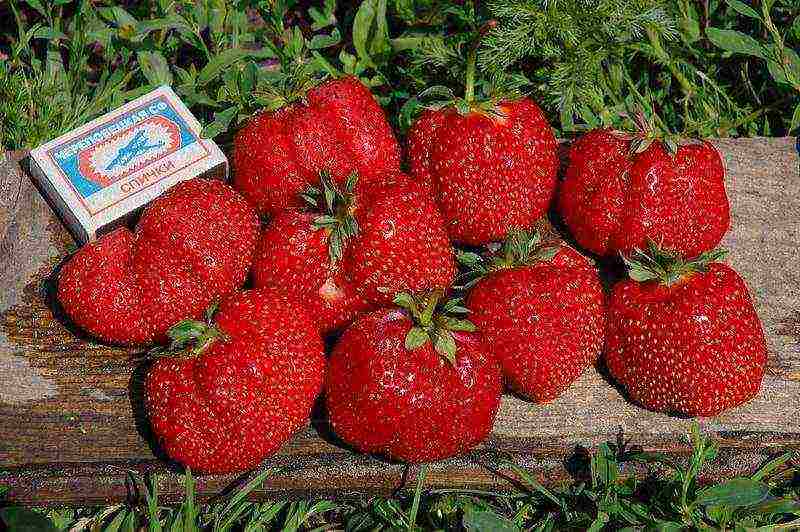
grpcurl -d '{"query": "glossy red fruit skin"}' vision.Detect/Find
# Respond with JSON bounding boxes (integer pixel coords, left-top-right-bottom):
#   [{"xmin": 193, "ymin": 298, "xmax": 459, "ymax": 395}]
[
  {"xmin": 343, "ymin": 176, "xmax": 457, "ymax": 306},
  {"xmin": 57, "ymin": 178, "xmax": 259, "ymax": 345},
  {"xmin": 407, "ymin": 99, "xmax": 558, "ymax": 245},
  {"xmin": 467, "ymin": 246, "xmax": 606, "ymax": 402},
  {"xmin": 252, "ymin": 174, "xmax": 457, "ymax": 332},
  {"xmin": 605, "ymin": 264, "xmax": 767, "ymax": 417},
  {"xmin": 145, "ymin": 288, "xmax": 325, "ymax": 474},
  {"xmin": 326, "ymin": 310, "xmax": 502, "ymax": 463},
  {"xmin": 251, "ymin": 211, "xmax": 373, "ymax": 334},
  {"xmin": 558, "ymin": 128, "xmax": 730, "ymax": 258},
  {"xmin": 233, "ymin": 76, "xmax": 401, "ymax": 216}
]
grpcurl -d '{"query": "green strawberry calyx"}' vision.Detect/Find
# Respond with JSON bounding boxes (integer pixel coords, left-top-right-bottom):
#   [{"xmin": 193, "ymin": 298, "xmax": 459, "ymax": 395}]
[
  {"xmin": 612, "ymin": 109, "xmax": 703, "ymax": 158},
  {"xmin": 302, "ymin": 171, "xmax": 359, "ymax": 264},
  {"xmin": 409, "ymin": 20, "xmax": 517, "ymax": 120},
  {"xmin": 457, "ymin": 228, "xmax": 559, "ymax": 288},
  {"xmin": 152, "ymin": 302, "xmax": 227, "ymax": 357},
  {"xmin": 393, "ymin": 289, "xmax": 476, "ymax": 365},
  {"xmin": 622, "ymin": 240, "xmax": 728, "ymax": 286}
]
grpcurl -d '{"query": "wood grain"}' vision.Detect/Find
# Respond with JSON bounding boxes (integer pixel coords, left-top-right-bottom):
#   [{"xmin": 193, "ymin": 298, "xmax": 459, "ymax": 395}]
[{"xmin": 0, "ymin": 139, "xmax": 799, "ymax": 505}]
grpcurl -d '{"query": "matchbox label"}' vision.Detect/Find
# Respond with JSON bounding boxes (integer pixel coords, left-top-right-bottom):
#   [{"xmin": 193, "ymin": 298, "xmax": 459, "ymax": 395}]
[{"xmin": 47, "ymin": 96, "xmax": 209, "ymax": 216}]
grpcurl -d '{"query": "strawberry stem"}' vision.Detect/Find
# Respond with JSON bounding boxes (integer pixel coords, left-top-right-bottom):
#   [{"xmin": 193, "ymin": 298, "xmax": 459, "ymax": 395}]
[
  {"xmin": 622, "ymin": 240, "xmax": 727, "ymax": 286},
  {"xmin": 394, "ymin": 290, "xmax": 476, "ymax": 365},
  {"xmin": 153, "ymin": 303, "xmax": 226, "ymax": 358},
  {"xmin": 465, "ymin": 47, "xmax": 477, "ymax": 104},
  {"xmin": 304, "ymin": 171, "xmax": 359, "ymax": 264},
  {"xmin": 457, "ymin": 228, "xmax": 559, "ymax": 289}
]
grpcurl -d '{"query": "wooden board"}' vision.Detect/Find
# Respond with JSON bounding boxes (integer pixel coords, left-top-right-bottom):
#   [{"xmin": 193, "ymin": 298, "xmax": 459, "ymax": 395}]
[{"xmin": 1, "ymin": 139, "xmax": 799, "ymax": 505}]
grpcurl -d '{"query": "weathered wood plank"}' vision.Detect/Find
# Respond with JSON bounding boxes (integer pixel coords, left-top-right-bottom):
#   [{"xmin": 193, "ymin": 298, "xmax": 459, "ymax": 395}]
[{"xmin": 0, "ymin": 138, "xmax": 799, "ymax": 504}]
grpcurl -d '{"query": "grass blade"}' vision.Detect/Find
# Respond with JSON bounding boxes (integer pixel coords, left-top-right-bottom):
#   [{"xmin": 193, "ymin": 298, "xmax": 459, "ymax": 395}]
[{"xmin": 407, "ymin": 465, "xmax": 427, "ymax": 531}]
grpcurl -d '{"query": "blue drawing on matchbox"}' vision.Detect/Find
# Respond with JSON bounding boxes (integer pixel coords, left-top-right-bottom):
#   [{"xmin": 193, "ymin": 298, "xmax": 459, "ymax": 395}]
[{"xmin": 50, "ymin": 97, "xmax": 199, "ymax": 199}]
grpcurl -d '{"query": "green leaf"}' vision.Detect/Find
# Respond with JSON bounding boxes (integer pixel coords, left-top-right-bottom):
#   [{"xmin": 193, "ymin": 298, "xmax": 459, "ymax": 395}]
[
  {"xmin": 309, "ymin": 0, "xmax": 337, "ymax": 30},
  {"xmin": 792, "ymin": 103, "xmax": 800, "ymax": 133},
  {"xmin": 0, "ymin": 508, "xmax": 58, "ymax": 532},
  {"xmin": 135, "ymin": 16, "xmax": 193, "ymax": 39},
  {"xmin": 23, "ymin": 0, "xmax": 48, "ymax": 19},
  {"xmin": 216, "ymin": 468, "xmax": 273, "ymax": 531},
  {"xmin": 201, "ymin": 105, "xmax": 239, "ymax": 139},
  {"xmin": 369, "ymin": 0, "xmax": 391, "ymax": 61},
  {"xmin": 309, "ymin": 28, "xmax": 341, "ymax": 50},
  {"xmin": 137, "ymin": 51, "xmax": 173, "ymax": 86},
  {"xmin": 353, "ymin": 0, "xmax": 377, "ymax": 66},
  {"xmin": 752, "ymin": 451, "xmax": 795, "ymax": 481},
  {"xmin": 726, "ymin": 0, "xmax": 761, "ymax": 20},
  {"xmin": 587, "ymin": 511, "xmax": 609, "ymax": 532},
  {"xmin": 392, "ymin": 0, "xmax": 416, "ymax": 23},
  {"xmin": 749, "ymin": 497, "xmax": 800, "ymax": 515},
  {"xmin": 695, "ymin": 478, "xmax": 770, "ymax": 508},
  {"xmin": 706, "ymin": 28, "xmax": 766, "ymax": 59},
  {"xmin": 407, "ymin": 465, "xmax": 427, "ymax": 527},
  {"xmin": 393, "ymin": 292, "xmax": 416, "ymax": 310},
  {"xmin": 405, "ymin": 327, "xmax": 430, "ymax": 350},
  {"xmin": 197, "ymin": 49, "xmax": 272, "ymax": 87},
  {"xmin": 650, "ymin": 522, "xmax": 684, "ymax": 532},
  {"xmin": 463, "ymin": 507, "xmax": 520, "ymax": 532},
  {"xmin": 591, "ymin": 443, "xmax": 619, "ymax": 487},
  {"xmin": 420, "ymin": 292, "xmax": 438, "ymax": 326},
  {"xmin": 768, "ymin": 48, "xmax": 800, "ymax": 86},
  {"xmin": 111, "ymin": 6, "xmax": 138, "ymax": 28},
  {"xmin": 433, "ymin": 329, "xmax": 457, "ymax": 363},
  {"xmin": 441, "ymin": 317, "xmax": 477, "ymax": 332},
  {"xmin": 31, "ymin": 27, "xmax": 67, "ymax": 40},
  {"xmin": 457, "ymin": 252, "xmax": 483, "ymax": 267}
]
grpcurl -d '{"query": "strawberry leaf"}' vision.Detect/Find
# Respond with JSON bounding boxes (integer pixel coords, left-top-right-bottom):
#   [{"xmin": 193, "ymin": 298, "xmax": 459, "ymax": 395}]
[
  {"xmin": 433, "ymin": 330, "xmax": 457, "ymax": 363},
  {"xmin": 405, "ymin": 327, "xmax": 430, "ymax": 351}
]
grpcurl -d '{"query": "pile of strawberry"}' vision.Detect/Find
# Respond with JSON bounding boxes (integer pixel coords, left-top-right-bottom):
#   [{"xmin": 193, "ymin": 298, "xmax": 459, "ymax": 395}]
[{"xmin": 57, "ymin": 77, "xmax": 767, "ymax": 475}]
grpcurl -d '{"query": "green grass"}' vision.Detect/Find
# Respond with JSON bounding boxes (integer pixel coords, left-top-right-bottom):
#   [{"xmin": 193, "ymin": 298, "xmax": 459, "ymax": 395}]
[
  {"xmin": 1, "ymin": 0, "xmax": 799, "ymax": 151},
  {"xmin": 1, "ymin": 425, "xmax": 799, "ymax": 531}
]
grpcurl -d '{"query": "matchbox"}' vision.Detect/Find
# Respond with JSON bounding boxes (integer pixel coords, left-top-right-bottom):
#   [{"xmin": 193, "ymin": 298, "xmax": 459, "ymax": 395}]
[{"xmin": 28, "ymin": 86, "xmax": 227, "ymax": 245}]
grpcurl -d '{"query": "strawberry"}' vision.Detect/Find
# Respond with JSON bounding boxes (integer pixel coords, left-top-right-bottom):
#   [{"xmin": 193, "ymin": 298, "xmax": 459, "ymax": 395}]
[
  {"xmin": 605, "ymin": 243, "xmax": 767, "ymax": 417},
  {"xmin": 558, "ymin": 119, "xmax": 730, "ymax": 258},
  {"xmin": 58, "ymin": 178, "xmax": 259, "ymax": 345},
  {"xmin": 233, "ymin": 76, "xmax": 401, "ymax": 216},
  {"xmin": 464, "ymin": 229, "xmax": 606, "ymax": 402},
  {"xmin": 252, "ymin": 172, "xmax": 457, "ymax": 333},
  {"xmin": 407, "ymin": 97, "xmax": 558, "ymax": 245},
  {"xmin": 146, "ymin": 288, "xmax": 325, "ymax": 474},
  {"xmin": 325, "ymin": 291, "xmax": 502, "ymax": 462}
]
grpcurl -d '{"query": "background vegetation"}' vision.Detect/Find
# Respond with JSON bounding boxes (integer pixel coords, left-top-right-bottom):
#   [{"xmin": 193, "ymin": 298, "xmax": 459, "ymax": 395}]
[
  {"xmin": 1, "ymin": 0, "xmax": 800, "ymax": 152},
  {"xmin": 1, "ymin": 1, "xmax": 799, "ymax": 530}
]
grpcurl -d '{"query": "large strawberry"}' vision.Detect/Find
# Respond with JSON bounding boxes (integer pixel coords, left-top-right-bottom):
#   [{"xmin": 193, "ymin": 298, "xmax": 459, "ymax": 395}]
[
  {"xmin": 252, "ymin": 171, "xmax": 457, "ymax": 333},
  {"xmin": 326, "ymin": 291, "xmax": 502, "ymax": 462},
  {"xmin": 605, "ymin": 243, "xmax": 767, "ymax": 417},
  {"xmin": 558, "ymin": 118, "xmax": 730, "ymax": 258},
  {"xmin": 407, "ymin": 97, "xmax": 558, "ymax": 246},
  {"xmin": 233, "ymin": 76, "xmax": 401, "ymax": 216},
  {"xmin": 58, "ymin": 178, "xmax": 259, "ymax": 345},
  {"xmin": 146, "ymin": 288, "xmax": 325, "ymax": 474},
  {"xmin": 464, "ymin": 229, "xmax": 606, "ymax": 402}
]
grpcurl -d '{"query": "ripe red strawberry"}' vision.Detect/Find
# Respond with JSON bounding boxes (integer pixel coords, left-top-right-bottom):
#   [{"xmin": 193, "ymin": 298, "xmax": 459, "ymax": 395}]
[
  {"xmin": 326, "ymin": 291, "xmax": 502, "ymax": 462},
  {"xmin": 464, "ymin": 229, "xmax": 606, "ymax": 402},
  {"xmin": 233, "ymin": 76, "xmax": 401, "ymax": 216},
  {"xmin": 58, "ymin": 178, "xmax": 259, "ymax": 345},
  {"xmin": 558, "ymin": 121, "xmax": 730, "ymax": 258},
  {"xmin": 605, "ymin": 244, "xmax": 767, "ymax": 417},
  {"xmin": 252, "ymin": 172, "xmax": 457, "ymax": 333},
  {"xmin": 146, "ymin": 288, "xmax": 325, "ymax": 474},
  {"xmin": 407, "ymin": 98, "xmax": 558, "ymax": 245}
]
